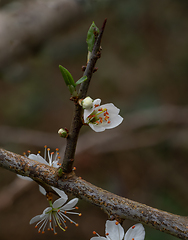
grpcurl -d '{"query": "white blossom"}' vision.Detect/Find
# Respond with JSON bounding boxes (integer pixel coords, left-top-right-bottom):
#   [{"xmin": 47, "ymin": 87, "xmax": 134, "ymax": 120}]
[
  {"xmin": 91, "ymin": 220, "xmax": 145, "ymax": 240},
  {"xmin": 30, "ymin": 192, "xmax": 81, "ymax": 235},
  {"xmin": 18, "ymin": 146, "xmax": 62, "ymax": 195},
  {"xmin": 84, "ymin": 99, "xmax": 123, "ymax": 132}
]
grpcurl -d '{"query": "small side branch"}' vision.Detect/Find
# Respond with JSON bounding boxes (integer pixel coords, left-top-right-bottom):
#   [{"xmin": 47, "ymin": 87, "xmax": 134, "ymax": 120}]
[
  {"xmin": 0, "ymin": 148, "xmax": 187, "ymax": 239},
  {"xmin": 79, "ymin": 18, "xmax": 107, "ymax": 99},
  {"xmin": 62, "ymin": 19, "xmax": 107, "ymax": 173}
]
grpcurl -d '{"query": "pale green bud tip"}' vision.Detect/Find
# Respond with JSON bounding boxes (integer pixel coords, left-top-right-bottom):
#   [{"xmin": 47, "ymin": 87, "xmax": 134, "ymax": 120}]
[
  {"xmin": 58, "ymin": 128, "xmax": 68, "ymax": 138},
  {"xmin": 80, "ymin": 96, "xmax": 93, "ymax": 109}
]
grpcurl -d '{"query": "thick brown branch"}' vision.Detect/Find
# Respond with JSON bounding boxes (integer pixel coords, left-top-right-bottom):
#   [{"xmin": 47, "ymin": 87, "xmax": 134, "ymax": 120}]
[{"xmin": 0, "ymin": 148, "xmax": 187, "ymax": 239}]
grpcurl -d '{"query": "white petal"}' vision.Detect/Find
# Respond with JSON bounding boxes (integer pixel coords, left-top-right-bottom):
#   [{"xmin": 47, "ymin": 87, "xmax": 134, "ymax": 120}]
[
  {"xmin": 28, "ymin": 154, "xmax": 48, "ymax": 165},
  {"xmin": 43, "ymin": 207, "xmax": 52, "ymax": 214},
  {"xmin": 93, "ymin": 98, "xmax": 101, "ymax": 106},
  {"xmin": 91, "ymin": 237, "xmax": 107, "ymax": 240},
  {"xmin": 105, "ymin": 220, "xmax": 124, "ymax": 240},
  {"xmin": 53, "ymin": 197, "xmax": 67, "ymax": 209},
  {"xmin": 17, "ymin": 174, "xmax": 33, "ymax": 181},
  {"xmin": 89, "ymin": 123, "xmax": 106, "ymax": 132},
  {"xmin": 29, "ymin": 214, "xmax": 42, "ymax": 224},
  {"xmin": 84, "ymin": 108, "xmax": 94, "ymax": 122},
  {"xmin": 124, "ymin": 224, "xmax": 145, "ymax": 240},
  {"xmin": 52, "ymin": 160, "xmax": 59, "ymax": 168},
  {"xmin": 51, "ymin": 186, "xmax": 68, "ymax": 199},
  {"xmin": 29, "ymin": 210, "xmax": 48, "ymax": 224},
  {"xmin": 84, "ymin": 98, "xmax": 101, "ymax": 122},
  {"xmin": 60, "ymin": 198, "xmax": 78, "ymax": 210},
  {"xmin": 105, "ymin": 115, "xmax": 123, "ymax": 129},
  {"xmin": 39, "ymin": 185, "xmax": 46, "ymax": 195},
  {"xmin": 101, "ymin": 103, "xmax": 120, "ymax": 115}
]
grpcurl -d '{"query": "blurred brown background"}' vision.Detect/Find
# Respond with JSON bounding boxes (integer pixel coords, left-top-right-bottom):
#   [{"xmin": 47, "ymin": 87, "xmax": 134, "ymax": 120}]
[{"xmin": 0, "ymin": 0, "xmax": 188, "ymax": 240}]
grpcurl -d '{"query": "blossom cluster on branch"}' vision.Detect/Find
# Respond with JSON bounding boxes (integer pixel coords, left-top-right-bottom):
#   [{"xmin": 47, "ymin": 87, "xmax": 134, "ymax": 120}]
[{"xmin": 1, "ymin": 18, "xmax": 186, "ymax": 240}]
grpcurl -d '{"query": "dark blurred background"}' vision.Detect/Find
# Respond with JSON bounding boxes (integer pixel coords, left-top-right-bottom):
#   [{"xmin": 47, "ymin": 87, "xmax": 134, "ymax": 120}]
[{"xmin": 0, "ymin": 0, "xmax": 188, "ymax": 239}]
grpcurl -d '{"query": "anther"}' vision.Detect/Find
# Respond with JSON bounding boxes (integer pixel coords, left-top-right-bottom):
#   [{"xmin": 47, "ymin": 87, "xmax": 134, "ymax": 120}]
[
  {"xmin": 115, "ymin": 221, "xmax": 119, "ymax": 225},
  {"xmin": 93, "ymin": 231, "xmax": 97, "ymax": 235},
  {"xmin": 75, "ymin": 206, "xmax": 78, "ymax": 209},
  {"xmin": 79, "ymin": 213, "xmax": 82, "ymax": 216},
  {"xmin": 132, "ymin": 225, "xmax": 135, "ymax": 229},
  {"xmin": 42, "ymin": 231, "xmax": 45, "ymax": 234},
  {"xmin": 75, "ymin": 223, "xmax": 79, "ymax": 227},
  {"xmin": 106, "ymin": 233, "xmax": 109, "ymax": 236}
]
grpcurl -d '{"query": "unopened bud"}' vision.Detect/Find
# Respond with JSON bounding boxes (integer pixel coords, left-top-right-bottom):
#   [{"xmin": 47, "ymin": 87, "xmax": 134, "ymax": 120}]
[
  {"xmin": 80, "ymin": 96, "xmax": 93, "ymax": 109},
  {"xmin": 58, "ymin": 128, "xmax": 68, "ymax": 138}
]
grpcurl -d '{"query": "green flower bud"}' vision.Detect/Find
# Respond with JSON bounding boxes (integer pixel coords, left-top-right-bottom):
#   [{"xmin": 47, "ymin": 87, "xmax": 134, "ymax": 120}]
[{"xmin": 58, "ymin": 128, "xmax": 68, "ymax": 138}]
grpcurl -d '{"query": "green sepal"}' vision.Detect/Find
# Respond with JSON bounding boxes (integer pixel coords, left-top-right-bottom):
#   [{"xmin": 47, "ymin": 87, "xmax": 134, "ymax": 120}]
[
  {"xmin": 59, "ymin": 65, "xmax": 76, "ymax": 87},
  {"xmin": 58, "ymin": 168, "xmax": 63, "ymax": 177},
  {"xmin": 75, "ymin": 75, "xmax": 87, "ymax": 86},
  {"xmin": 68, "ymin": 85, "xmax": 77, "ymax": 97},
  {"xmin": 86, "ymin": 22, "xmax": 99, "ymax": 52}
]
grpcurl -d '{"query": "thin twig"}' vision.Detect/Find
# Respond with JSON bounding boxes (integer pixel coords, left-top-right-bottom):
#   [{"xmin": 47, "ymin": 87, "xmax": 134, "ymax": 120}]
[
  {"xmin": 0, "ymin": 148, "xmax": 187, "ymax": 239},
  {"xmin": 78, "ymin": 18, "xmax": 107, "ymax": 99},
  {"xmin": 62, "ymin": 19, "xmax": 107, "ymax": 173}
]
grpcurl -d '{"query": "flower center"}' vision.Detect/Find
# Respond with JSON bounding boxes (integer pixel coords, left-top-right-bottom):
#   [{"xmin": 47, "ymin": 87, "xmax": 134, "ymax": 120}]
[{"xmin": 87, "ymin": 107, "xmax": 111, "ymax": 125}]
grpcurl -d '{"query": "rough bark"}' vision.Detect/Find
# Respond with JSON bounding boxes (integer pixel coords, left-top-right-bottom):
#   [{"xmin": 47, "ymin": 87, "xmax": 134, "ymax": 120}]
[{"xmin": 0, "ymin": 148, "xmax": 187, "ymax": 239}]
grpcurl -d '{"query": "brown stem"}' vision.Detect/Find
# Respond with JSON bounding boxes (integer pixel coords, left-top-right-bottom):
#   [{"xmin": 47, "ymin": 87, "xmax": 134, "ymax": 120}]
[
  {"xmin": 0, "ymin": 148, "xmax": 187, "ymax": 239},
  {"xmin": 78, "ymin": 18, "xmax": 107, "ymax": 99},
  {"xmin": 62, "ymin": 19, "xmax": 107, "ymax": 173}
]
